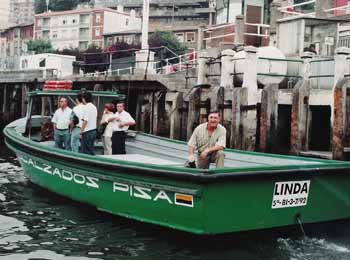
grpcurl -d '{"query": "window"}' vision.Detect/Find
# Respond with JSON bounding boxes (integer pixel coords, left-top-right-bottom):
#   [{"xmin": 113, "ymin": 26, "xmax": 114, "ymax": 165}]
[
  {"xmin": 42, "ymin": 31, "xmax": 49, "ymax": 39},
  {"xmin": 175, "ymin": 33, "xmax": 184, "ymax": 43},
  {"xmin": 62, "ymin": 19, "xmax": 66, "ymax": 25},
  {"xmin": 80, "ymin": 14, "xmax": 89, "ymax": 24},
  {"xmin": 126, "ymin": 18, "xmax": 129, "ymax": 26},
  {"xmin": 72, "ymin": 19, "xmax": 76, "ymax": 24},
  {"xmin": 96, "ymin": 14, "xmax": 101, "ymax": 24},
  {"xmin": 42, "ymin": 18, "xmax": 50, "ymax": 27},
  {"xmin": 52, "ymin": 31, "xmax": 58, "ymax": 38},
  {"xmin": 186, "ymin": 32, "xmax": 195, "ymax": 42},
  {"xmin": 71, "ymin": 29, "xmax": 77, "ymax": 38},
  {"xmin": 95, "ymin": 28, "xmax": 100, "ymax": 37},
  {"xmin": 79, "ymin": 41, "xmax": 88, "ymax": 50},
  {"xmin": 21, "ymin": 59, "xmax": 28, "ymax": 69},
  {"xmin": 39, "ymin": 58, "xmax": 46, "ymax": 67}
]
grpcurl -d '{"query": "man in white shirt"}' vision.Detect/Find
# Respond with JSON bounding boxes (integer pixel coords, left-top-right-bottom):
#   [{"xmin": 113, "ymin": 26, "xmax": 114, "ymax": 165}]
[
  {"xmin": 52, "ymin": 97, "xmax": 72, "ymax": 150},
  {"xmin": 108, "ymin": 102, "xmax": 135, "ymax": 154},
  {"xmin": 70, "ymin": 93, "xmax": 85, "ymax": 152},
  {"xmin": 80, "ymin": 92, "xmax": 97, "ymax": 155}
]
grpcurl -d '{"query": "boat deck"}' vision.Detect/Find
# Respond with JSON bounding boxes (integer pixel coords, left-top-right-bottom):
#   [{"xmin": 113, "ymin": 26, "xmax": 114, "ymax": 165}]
[{"xmin": 39, "ymin": 133, "xmax": 329, "ymax": 169}]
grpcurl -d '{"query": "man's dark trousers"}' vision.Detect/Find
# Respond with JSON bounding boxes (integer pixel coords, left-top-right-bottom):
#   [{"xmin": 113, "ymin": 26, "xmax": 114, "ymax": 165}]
[{"xmin": 112, "ymin": 131, "xmax": 126, "ymax": 154}]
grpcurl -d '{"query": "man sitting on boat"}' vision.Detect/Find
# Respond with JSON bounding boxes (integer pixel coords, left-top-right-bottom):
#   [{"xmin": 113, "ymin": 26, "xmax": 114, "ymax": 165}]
[
  {"xmin": 188, "ymin": 111, "xmax": 226, "ymax": 169},
  {"xmin": 108, "ymin": 102, "xmax": 135, "ymax": 154},
  {"xmin": 51, "ymin": 97, "xmax": 72, "ymax": 150},
  {"xmin": 80, "ymin": 92, "xmax": 97, "ymax": 155}
]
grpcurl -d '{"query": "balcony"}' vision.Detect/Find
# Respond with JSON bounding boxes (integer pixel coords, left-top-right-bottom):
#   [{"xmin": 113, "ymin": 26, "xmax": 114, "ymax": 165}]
[{"xmin": 79, "ymin": 34, "xmax": 90, "ymax": 41}]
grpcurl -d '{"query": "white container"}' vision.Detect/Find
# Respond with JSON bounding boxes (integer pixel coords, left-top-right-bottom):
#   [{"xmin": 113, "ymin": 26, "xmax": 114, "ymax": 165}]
[
  {"xmin": 235, "ymin": 46, "xmax": 288, "ymax": 85},
  {"xmin": 20, "ymin": 53, "xmax": 76, "ymax": 78}
]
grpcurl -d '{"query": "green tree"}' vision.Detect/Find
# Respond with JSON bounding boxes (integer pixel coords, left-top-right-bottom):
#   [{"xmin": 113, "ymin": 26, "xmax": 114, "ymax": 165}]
[
  {"xmin": 149, "ymin": 30, "xmax": 187, "ymax": 58},
  {"xmin": 85, "ymin": 43, "xmax": 103, "ymax": 54},
  {"xmin": 27, "ymin": 39, "xmax": 54, "ymax": 54},
  {"xmin": 35, "ymin": 0, "xmax": 47, "ymax": 14},
  {"xmin": 35, "ymin": 0, "xmax": 92, "ymax": 14},
  {"xmin": 55, "ymin": 47, "xmax": 84, "ymax": 61},
  {"xmin": 48, "ymin": 0, "xmax": 79, "ymax": 12}
]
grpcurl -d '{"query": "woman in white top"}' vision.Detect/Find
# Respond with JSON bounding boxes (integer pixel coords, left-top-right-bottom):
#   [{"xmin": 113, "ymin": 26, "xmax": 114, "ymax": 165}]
[{"xmin": 100, "ymin": 103, "xmax": 115, "ymax": 155}]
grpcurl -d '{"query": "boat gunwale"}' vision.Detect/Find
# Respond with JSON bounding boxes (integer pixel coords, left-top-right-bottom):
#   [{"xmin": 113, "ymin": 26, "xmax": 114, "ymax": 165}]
[{"xmin": 5, "ymin": 126, "xmax": 350, "ymax": 183}]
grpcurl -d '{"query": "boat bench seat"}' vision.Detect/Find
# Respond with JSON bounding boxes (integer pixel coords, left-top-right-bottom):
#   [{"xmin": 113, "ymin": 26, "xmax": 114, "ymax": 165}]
[{"xmin": 99, "ymin": 154, "xmax": 183, "ymax": 166}]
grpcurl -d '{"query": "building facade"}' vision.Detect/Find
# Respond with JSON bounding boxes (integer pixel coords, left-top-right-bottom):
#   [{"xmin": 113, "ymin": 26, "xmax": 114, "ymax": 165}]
[
  {"xmin": 216, "ymin": 0, "xmax": 265, "ymax": 24},
  {"xmin": 100, "ymin": 0, "xmax": 210, "ymax": 52},
  {"xmin": 0, "ymin": 0, "xmax": 11, "ymax": 29},
  {"xmin": 0, "ymin": 23, "xmax": 34, "ymax": 70},
  {"xmin": 104, "ymin": 26, "xmax": 199, "ymax": 51},
  {"xmin": 34, "ymin": 7, "xmax": 141, "ymax": 50},
  {"xmin": 9, "ymin": 0, "xmax": 35, "ymax": 25}
]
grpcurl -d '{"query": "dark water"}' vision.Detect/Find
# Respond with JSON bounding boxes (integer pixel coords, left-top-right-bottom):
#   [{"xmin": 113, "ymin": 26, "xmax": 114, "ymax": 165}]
[{"xmin": 1, "ymin": 146, "xmax": 350, "ymax": 260}]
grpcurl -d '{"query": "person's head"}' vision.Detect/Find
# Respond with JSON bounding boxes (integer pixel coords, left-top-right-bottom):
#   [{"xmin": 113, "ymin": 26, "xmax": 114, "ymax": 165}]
[
  {"xmin": 81, "ymin": 92, "xmax": 92, "ymax": 104},
  {"xmin": 104, "ymin": 103, "xmax": 115, "ymax": 112},
  {"xmin": 207, "ymin": 111, "xmax": 220, "ymax": 129},
  {"xmin": 116, "ymin": 102, "xmax": 125, "ymax": 113},
  {"xmin": 75, "ymin": 93, "xmax": 83, "ymax": 104},
  {"xmin": 59, "ymin": 97, "xmax": 68, "ymax": 109}
]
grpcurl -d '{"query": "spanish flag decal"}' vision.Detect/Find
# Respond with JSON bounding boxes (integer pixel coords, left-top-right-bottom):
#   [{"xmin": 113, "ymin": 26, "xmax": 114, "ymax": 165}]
[{"xmin": 175, "ymin": 193, "xmax": 194, "ymax": 207}]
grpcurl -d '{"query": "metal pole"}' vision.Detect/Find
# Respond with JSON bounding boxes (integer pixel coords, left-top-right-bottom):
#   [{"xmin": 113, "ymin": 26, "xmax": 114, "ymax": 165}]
[
  {"xmin": 141, "ymin": 0, "xmax": 150, "ymax": 50},
  {"xmin": 172, "ymin": 0, "xmax": 175, "ymax": 26},
  {"xmin": 226, "ymin": 0, "xmax": 230, "ymax": 23},
  {"xmin": 46, "ymin": 0, "xmax": 50, "ymax": 12}
]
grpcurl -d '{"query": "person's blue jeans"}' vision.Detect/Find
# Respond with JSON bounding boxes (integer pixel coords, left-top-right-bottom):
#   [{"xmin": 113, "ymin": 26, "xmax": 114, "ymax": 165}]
[
  {"xmin": 81, "ymin": 129, "xmax": 96, "ymax": 155},
  {"xmin": 71, "ymin": 127, "xmax": 81, "ymax": 152},
  {"xmin": 54, "ymin": 129, "xmax": 71, "ymax": 151}
]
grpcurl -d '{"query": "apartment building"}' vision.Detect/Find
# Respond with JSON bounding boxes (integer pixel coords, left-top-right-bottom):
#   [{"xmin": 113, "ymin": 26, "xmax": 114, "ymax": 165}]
[
  {"xmin": 0, "ymin": 0, "xmax": 35, "ymax": 29},
  {"xmin": 9, "ymin": 0, "xmax": 35, "ymax": 25},
  {"xmin": 34, "ymin": 7, "xmax": 141, "ymax": 50},
  {"xmin": 0, "ymin": 23, "xmax": 34, "ymax": 70},
  {"xmin": 0, "ymin": 0, "xmax": 11, "ymax": 29},
  {"xmin": 100, "ymin": 0, "xmax": 210, "ymax": 51}
]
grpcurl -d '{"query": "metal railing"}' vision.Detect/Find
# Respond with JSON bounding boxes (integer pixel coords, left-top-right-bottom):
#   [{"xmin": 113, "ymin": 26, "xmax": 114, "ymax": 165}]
[
  {"xmin": 82, "ymin": 50, "xmax": 198, "ymax": 77},
  {"xmin": 203, "ymin": 22, "xmax": 270, "ymax": 42}
]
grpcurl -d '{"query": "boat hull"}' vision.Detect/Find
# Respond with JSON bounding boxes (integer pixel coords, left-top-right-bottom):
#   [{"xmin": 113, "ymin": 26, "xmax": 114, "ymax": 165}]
[{"xmin": 5, "ymin": 127, "xmax": 350, "ymax": 235}]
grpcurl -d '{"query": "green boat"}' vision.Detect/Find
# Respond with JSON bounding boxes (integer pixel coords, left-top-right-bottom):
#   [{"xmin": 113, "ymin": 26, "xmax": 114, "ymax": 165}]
[{"xmin": 4, "ymin": 89, "xmax": 350, "ymax": 235}]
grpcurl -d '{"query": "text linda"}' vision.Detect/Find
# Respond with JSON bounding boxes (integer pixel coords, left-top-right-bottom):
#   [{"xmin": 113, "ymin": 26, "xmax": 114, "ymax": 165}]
[{"xmin": 274, "ymin": 182, "xmax": 308, "ymax": 195}]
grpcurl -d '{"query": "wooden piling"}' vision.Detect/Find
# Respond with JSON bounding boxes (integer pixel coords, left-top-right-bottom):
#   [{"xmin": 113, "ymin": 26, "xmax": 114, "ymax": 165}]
[
  {"xmin": 210, "ymin": 86, "xmax": 225, "ymax": 120},
  {"xmin": 260, "ymin": 84, "xmax": 279, "ymax": 153},
  {"xmin": 231, "ymin": 87, "xmax": 247, "ymax": 149},
  {"xmin": 2, "ymin": 84, "xmax": 9, "ymax": 122},
  {"xmin": 187, "ymin": 87, "xmax": 201, "ymax": 140},
  {"xmin": 290, "ymin": 80, "xmax": 311, "ymax": 155},
  {"xmin": 167, "ymin": 92, "xmax": 183, "ymax": 140},
  {"xmin": 21, "ymin": 84, "xmax": 29, "ymax": 117},
  {"xmin": 332, "ymin": 78, "xmax": 350, "ymax": 160},
  {"xmin": 152, "ymin": 91, "xmax": 166, "ymax": 136}
]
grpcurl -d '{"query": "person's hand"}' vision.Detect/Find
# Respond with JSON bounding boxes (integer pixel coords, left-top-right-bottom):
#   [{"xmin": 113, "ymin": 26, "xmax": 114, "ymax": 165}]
[
  {"xmin": 188, "ymin": 154, "xmax": 195, "ymax": 162},
  {"xmin": 116, "ymin": 117, "xmax": 121, "ymax": 122},
  {"xmin": 119, "ymin": 122, "xmax": 124, "ymax": 127},
  {"xmin": 200, "ymin": 149, "xmax": 209, "ymax": 159}
]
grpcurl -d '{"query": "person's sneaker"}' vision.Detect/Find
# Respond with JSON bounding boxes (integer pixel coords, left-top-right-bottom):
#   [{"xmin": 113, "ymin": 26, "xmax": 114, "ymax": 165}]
[{"xmin": 184, "ymin": 160, "xmax": 196, "ymax": 168}]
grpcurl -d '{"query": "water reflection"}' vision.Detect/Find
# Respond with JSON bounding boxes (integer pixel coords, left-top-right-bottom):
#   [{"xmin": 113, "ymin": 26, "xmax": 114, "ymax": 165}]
[{"xmin": 1, "ymin": 147, "xmax": 350, "ymax": 260}]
